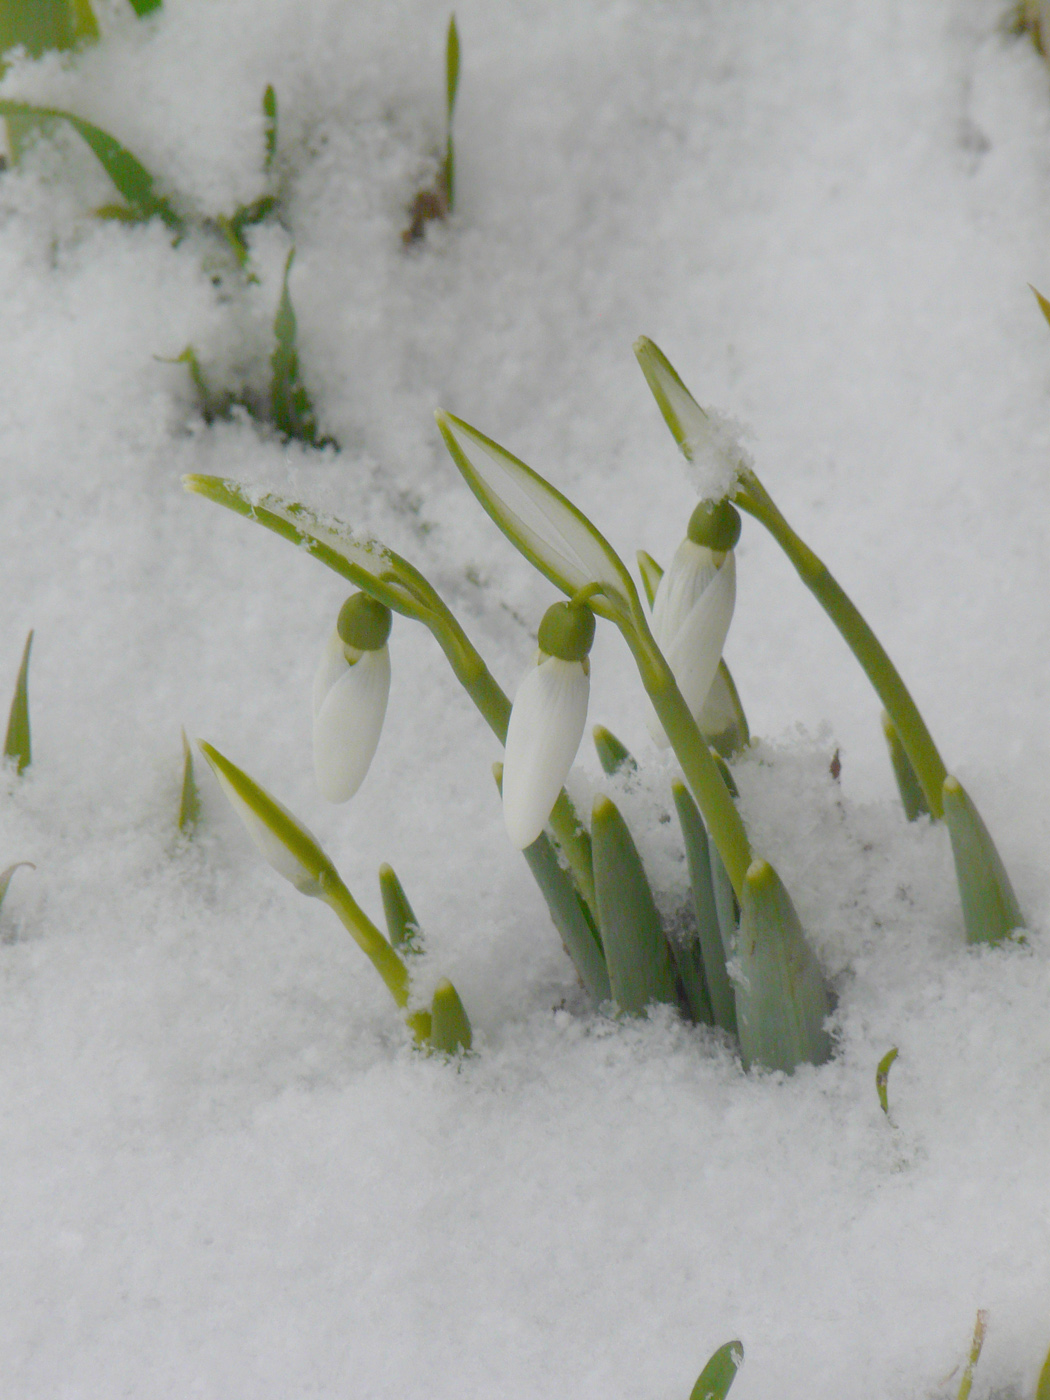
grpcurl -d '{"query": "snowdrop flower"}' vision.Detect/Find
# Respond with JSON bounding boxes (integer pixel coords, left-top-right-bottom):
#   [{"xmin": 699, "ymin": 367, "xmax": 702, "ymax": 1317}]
[
  {"xmin": 648, "ymin": 498, "xmax": 739, "ymax": 745},
  {"xmin": 502, "ymin": 600, "xmax": 595, "ymax": 849},
  {"xmin": 313, "ymin": 592, "xmax": 392, "ymax": 802}
]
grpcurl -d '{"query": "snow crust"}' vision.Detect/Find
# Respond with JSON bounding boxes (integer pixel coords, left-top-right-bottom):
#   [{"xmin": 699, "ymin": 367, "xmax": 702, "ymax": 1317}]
[{"xmin": 1, "ymin": 1, "xmax": 1050, "ymax": 1396}]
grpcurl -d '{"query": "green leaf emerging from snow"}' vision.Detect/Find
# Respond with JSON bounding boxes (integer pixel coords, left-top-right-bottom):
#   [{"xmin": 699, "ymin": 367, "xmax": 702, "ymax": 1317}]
[
  {"xmin": 0, "ymin": 101, "xmax": 181, "ymax": 228},
  {"xmin": 876, "ymin": 1046, "xmax": 898, "ymax": 1115},
  {"xmin": 443, "ymin": 14, "xmax": 460, "ymax": 208},
  {"xmin": 942, "ymin": 775, "xmax": 1024, "ymax": 945},
  {"xmin": 436, "ymin": 410, "xmax": 637, "ymax": 614},
  {"xmin": 178, "ymin": 728, "xmax": 201, "ymax": 834},
  {"xmin": 0, "ymin": 860, "xmax": 33, "ymax": 918},
  {"xmin": 270, "ymin": 248, "xmax": 325, "ymax": 444},
  {"xmin": 379, "ymin": 862, "xmax": 422, "ymax": 952},
  {"xmin": 262, "ymin": 84, "xmax": 277, "ymax": 173},
  {"xmin": 429, "ymin": 977, "xmax": 472, "ymax": 1054},
  {"xmin": 4, "ymin": 629, "xmax": 32, "ymax": 774}
]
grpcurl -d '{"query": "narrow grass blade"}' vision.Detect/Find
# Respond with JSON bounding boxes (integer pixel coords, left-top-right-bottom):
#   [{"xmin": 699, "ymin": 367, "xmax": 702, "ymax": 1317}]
[
  {"xmin": 270, "ymin": 248, "xmax": 321, "ymax": 444},
  {"xmin": 876, "ymin": 1046, "xmax": 898, "ymax": 1115},
  {"xmin": 591, "ymin": 794, "xmax": 678, "ymax": 1015},
  {"xmin": 881, "ymin": 710, "xmax": 929, "ymax": 821},
  {"xmin": 262, "ymin": 84, "xmax": 277, "ymax": 173},
  {"xmin": 672, "ymin": 780, "xmax": 736, "ymax": 1034},
  {"xmin": 4, "ymin": 629, "xmax": 33, "ymax": 774},
  {"xmin": 494, "ymin": 763, "xmax": 609, "ymax": 1002},
  {"xmin": 379, "ymin": 862, "xmax": 423, "ymax": 952},
  {"xmin": 701, "ymin": 660, "xmax": 749, "ymax": 758},
  {"xmin": 942, "ymin": 775, "xmax": 1024, "ymax": 944},
  {"xmin": 443, "ymin": 14, "xmax": 459, "ymax": 209},
  {"xmin": 689, "ymin": 1341, "xmax": 743, "ymax": 1400},
  {"xmin": 0, "ymin": 101, "xmax": 181, "ymax": 228},
  {"xmin": 636, "ymin": 549, "xmax": 663, "ymax": 608},
  {"xmin": 178, "ymin": 728, "xmax": 201, "ymax": 834},
  {"xmin": 592, "ymin": 724, "xmax": 637, "ymax": 778},
  {"xmin": 735, "ymin": 858, "xmax": 832, "ymax": 1072},
  {"xmin": 1032, "ymin": 284, "xmax": 1050, "ymax": 330},
  {"xmin": 0, "ymin": 860, "xmax": 34, "ymax": 916},
  {"xmin": 956, "ymin": 1312, "xmax": 987, "ymax": 1400},
  {"xmin": 429, "ymin": 977, "xmax": 472, "ymax": 1053}
]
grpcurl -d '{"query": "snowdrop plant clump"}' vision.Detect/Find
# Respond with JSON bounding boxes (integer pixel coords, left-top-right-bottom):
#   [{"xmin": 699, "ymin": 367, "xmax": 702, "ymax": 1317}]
[{"xmin": 185, "ymin": 339, "xmax": 1025, "ymax": 1072}]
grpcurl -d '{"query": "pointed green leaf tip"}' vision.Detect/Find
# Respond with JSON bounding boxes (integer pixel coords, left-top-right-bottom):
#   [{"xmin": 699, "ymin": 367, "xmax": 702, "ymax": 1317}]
[
  {"xmin": 689, "ymin": 1341, "xmax": 743, "ymax": 1400},
  {"xmin": 445, "ymin": 15, "xmax": 460, "ymax": 119},
  {"xmin": 178, "ymin": 728, "xmax": 201, "ymax": 834},
  {"xmin": 942, "ymin": 775, "xmax": 1024, "ymax": 945},
  {"xmin": 197, "ymin": 740, "xmax": 336, "ymax": 895},
  {"xmin": 633, "ymin": 336, "xmax": 709, "ymax": 457},
  {"xmin": 592, "ymin": 724, "xmax": 637, "ymax": 778},
  {"xmin": 379, "ymin": 862, "xmax": 422, "ymax": 951},
  {"xmin": 591, "ymin": 794, "xmax": 678, "ymax": 1015},
  {"xmin": 735, "ymin": 858, "xmax": 832, "ymax": 1073},
  {"xmin": 262, "ymin": 84, "xmax": 277, "ymax": 173},
  {"xmin": 1031, "ymin": 284, "xmax": 1050, "ymax": 331},
  {"xmin": 4, "ymin": 629, "xmax": 33, "ymax": 774},
  {"xmin": 0, "ymin": 860, "xmax": 34, "ymax": 918},
  {"xmin": 435, "ymin": 410, "xmax": 637, "ymax": 614},
  {"xmin": 270, "ymin": 248, "xmax": 321, "ymax": 443},
  {"xmin": 876, "ymin": 1046, "xmax": 898, "ymax": 1115},
  {"xmin": 429, "ymin": 977, "xmax": 472, "ymax": 1054}
]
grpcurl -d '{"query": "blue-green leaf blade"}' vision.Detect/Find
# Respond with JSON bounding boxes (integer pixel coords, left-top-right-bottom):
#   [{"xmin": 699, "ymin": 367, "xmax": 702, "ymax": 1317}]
[
  {"xmin": 672, "ymin": 780, "xmax": 736, "ymax": 1034},
  {"xmin": 592, "ymin": 794, "xmax": 678, "ymax": 1015},
  {"xmin": 735, "ymin": 858, "xmax": 832, "ymax": 1072},
  {"xmin": 942, "ymin": 774, "xmax": 1024, "ymax": 945}
]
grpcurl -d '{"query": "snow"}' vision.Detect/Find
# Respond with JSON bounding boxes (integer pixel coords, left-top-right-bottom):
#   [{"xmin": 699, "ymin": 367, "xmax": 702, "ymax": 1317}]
[{"xmin": 1, "ymin": 0, "xmax": 1049, "ymax": 1395}]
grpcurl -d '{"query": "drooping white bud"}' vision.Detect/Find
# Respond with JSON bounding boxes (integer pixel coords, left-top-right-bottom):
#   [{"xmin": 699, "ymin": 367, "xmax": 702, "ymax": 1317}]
[
  {"xmin": 647, "ymin": 541, "xmax": 736, "ymax": 745},
  {"xmin": 312, "ymin": 630, "xmax": 391, "ymax": 802},
  {"xmin": 502, "ymin": 654, "xmax": 590, "ymax": 849}
]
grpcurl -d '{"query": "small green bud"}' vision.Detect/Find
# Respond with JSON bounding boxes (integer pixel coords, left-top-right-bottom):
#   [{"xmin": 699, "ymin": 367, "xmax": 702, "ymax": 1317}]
[
  {"xmin": 336, "ymin": 593, "xmax": 392, "ymax": 652},
  {"xmin": 686, "ymin": 499, "xmax": 741, "ymax": 551},
  {"xmin": 537, "ymin": 600, "xmax": 595, "ymax": 662}
]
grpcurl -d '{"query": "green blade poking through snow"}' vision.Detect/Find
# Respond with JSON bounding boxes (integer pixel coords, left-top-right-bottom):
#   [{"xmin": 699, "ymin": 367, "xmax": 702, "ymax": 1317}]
[
  {"xmin": 672, "ymin": 780, "xmax": 737, "ymax": 1035},
  {"xmin": 379, "ymin": 862, "xmax": 423, "ymax": 953},
  {"xmin": 4, "ymin": 629, "xmax": 32, "ymax": 774},
  {"xmin": 942, "ymin": 775, "xmax": 1024, "ymax": 945},
  {"xmin": 591, "ymin": 794, "xmax": 678, "ymax": 1015},
  {"xmin": 0, "ymin": 100, "xmax": 181, "ymax": 227},
  {"xmin": 689, "ymin": 1341, "xmax": 744, "ymax": 1400},
  {"xmin": 429, "ymin": 978, "xmax": 472, "ymax": 1054},
  {"xmin": 178, "ymin": 728, "xmax": 201, "ymax": 834},
  {"xmin": 735, "ymin": 858, "xmax": 832, "ymax": 1072}
]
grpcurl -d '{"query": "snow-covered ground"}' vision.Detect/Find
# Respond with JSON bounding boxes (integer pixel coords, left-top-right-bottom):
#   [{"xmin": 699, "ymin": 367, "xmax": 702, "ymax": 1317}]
[{"xmin": 1, "ymin": 1, "xmax": 1049, "ymax": 1395}]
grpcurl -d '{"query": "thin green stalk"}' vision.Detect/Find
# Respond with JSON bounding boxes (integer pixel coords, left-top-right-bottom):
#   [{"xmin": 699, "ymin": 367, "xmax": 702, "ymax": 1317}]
[
  {"xmin": 319, "ymin": 869, "xmax": 411, "ymax": 1009},
  {"xmin": 734, "ymin": 469, "xmax": 948, "ymax": 817},
  {"xmin": 617, "ymin": 605, "xmax": 752, "ymax": 897}
]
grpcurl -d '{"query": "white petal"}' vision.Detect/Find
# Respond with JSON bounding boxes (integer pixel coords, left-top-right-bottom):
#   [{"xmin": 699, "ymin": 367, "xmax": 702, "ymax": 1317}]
[
  {"xmin": 313, "ymin": 645, "xmax": 391, "ymax": 802},
  {"xmin": 502, "ymin": 657, "xmax": 590, "ymax": 849},
  {"xmin": 312, "ymin": 629, "xmax": 349, "ymax": 718},
  {"xmin": 664, "ymin": 550, "xmax": 736, "ymax": 717},
  {"xmin": 650, "ymin": 538, "xmax": 719, "ymax": 651}
]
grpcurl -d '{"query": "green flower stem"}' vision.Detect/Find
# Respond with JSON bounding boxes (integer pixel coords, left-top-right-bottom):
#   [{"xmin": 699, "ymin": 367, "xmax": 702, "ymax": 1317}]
[
  {"xmin": 734, "ymin": 468, "xmax": 948, "ymax": 818},
  {"xmin": 184, "ymin": 477, "xmax": 597, "ymax": 917},
  {"xmin": 617, "ymin": 606, "xmax": 752, "ymax": 898},
  {"xmin": 319, "ymin": 868, "xmax": 412, "ymax": 1009}
]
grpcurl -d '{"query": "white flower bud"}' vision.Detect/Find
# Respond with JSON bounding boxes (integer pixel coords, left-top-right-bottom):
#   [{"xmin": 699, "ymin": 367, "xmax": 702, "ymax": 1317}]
[
  {"xmin": 312, "ymin": 629, "xmax": 391, "ymax": 802},
  {"xmin": 502, "ymin": 654, "xmax": 590, "ymax": 849},
  {"xmin": 647, "ymin": 540, "xmax": 736, "ymax": 745}
]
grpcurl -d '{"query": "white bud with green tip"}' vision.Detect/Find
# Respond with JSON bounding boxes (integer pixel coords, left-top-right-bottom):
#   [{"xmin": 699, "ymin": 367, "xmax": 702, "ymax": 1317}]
[
  {"xmin": 648, "ymin": 500, "xmax": 739, "ymax": 744},
  {"xmin": 502, "ymin": 600, "xmax": 594, "ymax": 849},
  {"xmin": 312, "ymin": 593, "xmax": 392, "ymax": 803}
]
